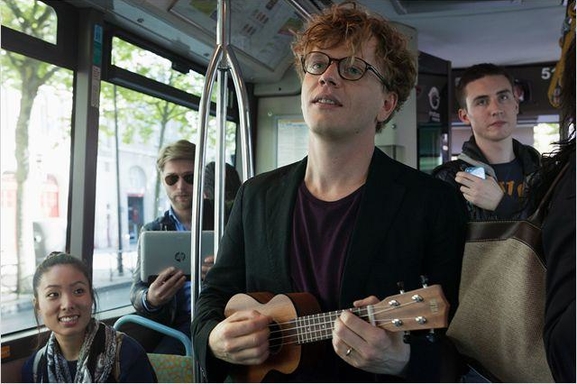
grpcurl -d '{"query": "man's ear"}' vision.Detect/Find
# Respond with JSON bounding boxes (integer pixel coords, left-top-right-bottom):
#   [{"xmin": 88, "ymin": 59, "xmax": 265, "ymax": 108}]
[
  {"xmin": 377, "ymin": 92, "xmax": 398, "ymax": 123},
  {"xmin": 458, "ymin": 108, "xmax": 471, "ymax": 125}
]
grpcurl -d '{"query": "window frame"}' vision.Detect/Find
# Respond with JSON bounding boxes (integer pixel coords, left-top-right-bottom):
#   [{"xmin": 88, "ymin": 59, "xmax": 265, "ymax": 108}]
[
  {"xmin": 101, "ymin": 25, "xmax": 240, "ymax": 122},
  {"xmin": 0, "ymin": 0, "xmax": 246, "ymax": 342},
  {"xmin": 0, "ymin": 0, "xmax": 77, "ymax": 70}
]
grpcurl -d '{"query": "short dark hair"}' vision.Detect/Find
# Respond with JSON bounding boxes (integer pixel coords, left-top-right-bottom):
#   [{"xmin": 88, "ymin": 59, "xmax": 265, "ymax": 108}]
[
  {"xmin": 456, "ymin": 63, "xmax": 515, "ymax": 109},
  {"xmin": 203, "ymin": 162, "xmax": 242, "ymax": 201}
]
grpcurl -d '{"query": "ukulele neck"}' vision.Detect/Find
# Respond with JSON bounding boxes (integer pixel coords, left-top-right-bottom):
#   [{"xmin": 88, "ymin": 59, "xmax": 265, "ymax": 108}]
[{"xmin": 291, "ymin": 307, "xmax": 371, "ymax": 344}]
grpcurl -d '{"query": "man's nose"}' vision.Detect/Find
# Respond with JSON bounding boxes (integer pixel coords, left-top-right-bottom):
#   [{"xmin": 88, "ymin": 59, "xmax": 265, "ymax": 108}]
[
  {"xmin": 489, "ymin": 98, "xmax": 504, "ymax": 116},
  {"xmin": 319, "ymin": 62, "xmax": 340, "ymax": 86},
  {"xmin": 176, "ymin": 177, "xmax": 191, "ymax": 188}
]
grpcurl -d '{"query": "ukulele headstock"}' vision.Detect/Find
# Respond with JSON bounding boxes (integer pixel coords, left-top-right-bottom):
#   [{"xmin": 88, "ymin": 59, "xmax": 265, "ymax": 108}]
[{"xmin": 371, "ymin": 284, "xmax": 449, "ymax": 332}]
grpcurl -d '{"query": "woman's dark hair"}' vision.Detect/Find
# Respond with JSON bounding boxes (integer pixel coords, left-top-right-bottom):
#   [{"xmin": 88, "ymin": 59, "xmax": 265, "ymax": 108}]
[
  {"xmin": 32, "ymin": 251, "xmax": 98, "ymax": 347},
  {"xmin": 558, "ymin": 37, "xmax": 576, "ymax": 141},
  {"xmin": 528, "ymin": 37, "xmax": 575, "ymax": 212}
]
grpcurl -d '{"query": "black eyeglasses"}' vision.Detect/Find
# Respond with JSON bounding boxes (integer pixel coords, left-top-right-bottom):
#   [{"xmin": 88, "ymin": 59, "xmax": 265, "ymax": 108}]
[
  {"xmin": 164, "ymin": 173, "xmax": 194, "ymax": 186},
  {"xmin": 301, "ymin": 51, "xmax": 389, "ymax": 88}
]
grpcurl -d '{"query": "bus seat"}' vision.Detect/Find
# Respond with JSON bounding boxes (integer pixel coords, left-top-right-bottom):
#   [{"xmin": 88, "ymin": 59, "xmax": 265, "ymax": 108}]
[
  {"xmin": 113, "ymin": 315, "xmax": 194, "ymax": 383},
  {"xmin": 146, "ymin": 353, "xmax": 194, "ymax": 383}
]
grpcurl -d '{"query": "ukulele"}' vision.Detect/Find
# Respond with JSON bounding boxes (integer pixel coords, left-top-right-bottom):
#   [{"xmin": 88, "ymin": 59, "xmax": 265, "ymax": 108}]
[{"xmin": 224, "ymin": 284, "xmax": 449, "ymax": 382}]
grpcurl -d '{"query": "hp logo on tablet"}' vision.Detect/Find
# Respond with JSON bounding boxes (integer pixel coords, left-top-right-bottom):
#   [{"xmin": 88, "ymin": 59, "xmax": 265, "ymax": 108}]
[{"xmin": 174, "ymin": 252, "xmax": 186, "ymax": 262}]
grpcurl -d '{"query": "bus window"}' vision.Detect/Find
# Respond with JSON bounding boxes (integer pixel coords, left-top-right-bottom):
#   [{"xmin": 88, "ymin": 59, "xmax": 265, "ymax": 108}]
[
  {"xmin": 1, "ymin": 0, "xmax": 241, "ymax": 334},
  {"xmin": 1, "ymin": 1, "xmax": 73, "ymax": 335},
  {"xmin": 111, "ymin": 36, "xmax": 213, "ymax": 101},
  {"xmin": 533, "ymin": 122, "xmax": 560, "ymax": 154},
  {"xmin": 94, "ymin": 31, "xmax": 238, "ymax": 312},
  {"xmin": 1, "ymin": 0, "xmax": 57, "ymax": 44}
]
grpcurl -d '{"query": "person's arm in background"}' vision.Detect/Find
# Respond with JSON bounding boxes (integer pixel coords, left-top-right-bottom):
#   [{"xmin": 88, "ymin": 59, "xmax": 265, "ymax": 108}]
[
  {"xmin": 543, "ymin": 156, "xmax": 576, "ymax": 383},
  {"xmin": 130, "ymin": 237, "xmax": 177, "ymax": 325}
]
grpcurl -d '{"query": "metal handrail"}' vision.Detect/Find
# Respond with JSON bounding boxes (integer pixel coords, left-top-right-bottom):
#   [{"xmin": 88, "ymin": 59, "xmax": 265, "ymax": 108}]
[
  {"xmin": 189, "ymin": 1, "xmax": 314, "ymax": 380},
  {"xmin": 113, "ymin": 314, "xmax": 192, "ymax": 356},
  {"xmin": 189, "ymin": 0, "xmax": 255, "ymax": 380}
]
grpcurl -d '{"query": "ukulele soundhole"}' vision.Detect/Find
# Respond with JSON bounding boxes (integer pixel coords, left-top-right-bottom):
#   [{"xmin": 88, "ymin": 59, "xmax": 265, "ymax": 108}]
[{"xmin": 268, "ymin": 321, "xmax": 283, "ymax": 355}]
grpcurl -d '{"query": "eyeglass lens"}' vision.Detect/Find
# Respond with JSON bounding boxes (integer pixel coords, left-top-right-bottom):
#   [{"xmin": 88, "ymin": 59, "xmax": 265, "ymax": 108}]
[
  {"xmin": 303, "ymin": 52, "xmax": 367, "ymax": 81},
  {"xmin": 164, "ymin": 173, "xmax": 194, "ymax": 186}
]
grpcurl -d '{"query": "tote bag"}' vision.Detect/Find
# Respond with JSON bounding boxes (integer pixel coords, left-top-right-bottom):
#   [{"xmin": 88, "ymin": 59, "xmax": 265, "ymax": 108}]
[{"xmin": 446, "ymin": 165, "xmax": 569, "ymax": 383}]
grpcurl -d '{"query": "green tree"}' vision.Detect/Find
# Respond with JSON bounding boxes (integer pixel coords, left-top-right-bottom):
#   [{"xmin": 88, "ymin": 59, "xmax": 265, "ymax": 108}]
[
  {"xmin": 99, "ymin": 56, "xmax": 198, "ymax": 218},
  {"xmin": 99, "ymin": 36, "xmax": 233, "ymax": 220},
  {"xmin": 1, "ymin": 0, "xmax": 70, "ymax": 294}
]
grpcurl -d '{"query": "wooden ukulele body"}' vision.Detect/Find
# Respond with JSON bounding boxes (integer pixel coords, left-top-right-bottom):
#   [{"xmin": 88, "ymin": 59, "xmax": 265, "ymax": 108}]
[{"xmin": 224, "ymin": 292, "xmax": 321, "ymax": 382}]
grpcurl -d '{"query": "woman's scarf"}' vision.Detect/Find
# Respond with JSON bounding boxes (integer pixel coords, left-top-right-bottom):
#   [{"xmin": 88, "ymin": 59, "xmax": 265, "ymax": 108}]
[{"xmin": 42, "ymin": 319, "xmax": 120, "ymax": 382}]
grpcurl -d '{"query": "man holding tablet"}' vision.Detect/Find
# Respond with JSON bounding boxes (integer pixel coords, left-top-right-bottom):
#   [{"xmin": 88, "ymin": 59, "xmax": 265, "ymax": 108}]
[{"xmin": 130, "ymin": 139, "xmax": 214, "ymax": 354}]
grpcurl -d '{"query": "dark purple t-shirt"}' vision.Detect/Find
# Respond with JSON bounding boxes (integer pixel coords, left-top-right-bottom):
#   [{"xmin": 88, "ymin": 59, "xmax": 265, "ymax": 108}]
[{"xmin": 289, "ymin": 181, "xmax": 364, "ymax": 311}]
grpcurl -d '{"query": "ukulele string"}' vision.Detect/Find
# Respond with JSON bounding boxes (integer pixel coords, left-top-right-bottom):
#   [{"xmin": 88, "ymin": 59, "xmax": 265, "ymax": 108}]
[
  {"xmin": 267, "ymin": 300, "xmax": 418, "ymax": 335},
  {"xmin": 267, "ymin": 314, "xmax": 427, "ymax": 348},
  {"xmin": 266, "ymin": 300, "xmax": 421, "ymax": 347}
]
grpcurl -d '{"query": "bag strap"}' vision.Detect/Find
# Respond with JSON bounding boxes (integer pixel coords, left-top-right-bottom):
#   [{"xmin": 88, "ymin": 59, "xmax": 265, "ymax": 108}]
[
  {"xmin": 33, "ymin": 344, "xmax": 47, "ymax": 382},
  {"xmin": 113, "ymin": 331, "xmax": 124, "ymax": 382},
  {"xmin": 529, "ymin": 162, "xmax": 571, "ymax": 225}
]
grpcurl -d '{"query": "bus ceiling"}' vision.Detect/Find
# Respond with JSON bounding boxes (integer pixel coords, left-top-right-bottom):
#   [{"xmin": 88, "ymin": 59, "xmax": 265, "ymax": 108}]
[{"xmin": 69, "ymin": 0, "xmax": 566, "ymax": 85}]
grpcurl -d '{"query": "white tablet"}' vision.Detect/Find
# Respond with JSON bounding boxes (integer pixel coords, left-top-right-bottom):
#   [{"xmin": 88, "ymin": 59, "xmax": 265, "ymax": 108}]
[{"xmin": 139, "ymin": 230, "xmax": 215, "ymax": 283}]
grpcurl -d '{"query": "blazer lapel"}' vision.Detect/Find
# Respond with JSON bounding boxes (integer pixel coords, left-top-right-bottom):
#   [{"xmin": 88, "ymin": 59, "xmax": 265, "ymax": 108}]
[
  {"xmin": 264, "ymin": 159, "xmax": 308, "ymax": 293},
  {"xmin": 340, "ymin": 149, "xmax": 407, "ymax": 307}
]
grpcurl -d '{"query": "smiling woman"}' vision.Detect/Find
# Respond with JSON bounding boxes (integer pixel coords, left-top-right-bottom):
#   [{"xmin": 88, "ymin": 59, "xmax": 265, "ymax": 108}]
[{"xmin": 21, "ymin": 252, "xmax": 157, "ymax": 383}]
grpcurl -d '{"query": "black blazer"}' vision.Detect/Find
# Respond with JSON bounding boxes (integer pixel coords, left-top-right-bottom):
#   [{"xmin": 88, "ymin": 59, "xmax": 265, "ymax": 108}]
[{"xmin": 192, "ymin": 148, "xmax": 468, "ymax": 382}]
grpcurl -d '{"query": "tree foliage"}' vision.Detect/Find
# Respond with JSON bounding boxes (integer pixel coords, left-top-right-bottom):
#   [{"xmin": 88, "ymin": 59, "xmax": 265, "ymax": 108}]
[
  {"xmin": 99, "ymin": 37, "xmax": 206, "ymax": 216},
  {"xmin": 1, "ymin": 0, "xmax": 70, "ymax": 294},
  {"xmin": 2, "ymin": 0, "xmax": 237, "ymax": 293}
]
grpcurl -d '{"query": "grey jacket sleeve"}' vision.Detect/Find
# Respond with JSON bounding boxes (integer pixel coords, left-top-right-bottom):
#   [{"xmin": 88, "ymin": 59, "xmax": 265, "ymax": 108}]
[{"xmin": 129, "ymin": 236, "xmax": 177, "ymax": 325}]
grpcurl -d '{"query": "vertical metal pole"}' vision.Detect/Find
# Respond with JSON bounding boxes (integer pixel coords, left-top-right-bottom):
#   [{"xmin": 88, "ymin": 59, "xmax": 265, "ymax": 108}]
[
  {"xmin": 215, "ymin": 69, "xmax": 227, "ymax": 243},
  {"xmin": 214, "ymin": 0, "xmax": 230, "ymax": 251},
  {"xmin": 190, "ymin": 39, "xmax": 220, "ymax": 384},
  {"xmin": 113, "ymin": 84, "xmax": 124, "ymax": 276},
  {"xmin": 227, "ymin": 49, "xmax": 254, "ymax": 182},
  {"xmin": 191, "ymin": 0, "xmax": 258, "ymax": 380}
]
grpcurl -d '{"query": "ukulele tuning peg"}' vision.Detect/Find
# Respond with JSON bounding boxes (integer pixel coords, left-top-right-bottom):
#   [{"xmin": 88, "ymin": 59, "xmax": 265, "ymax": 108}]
[
  {"xmin": 388, "ymin": 299, "xmax": 400, "ymax": 307},
  {"xmin": 397, "ymin": 281, "xmax": 405, "ymax": 294},
  {"xmin": 420, "ymin": 275, "xmax": 429, "ymax": 287},
  {"xmin": 403, "ymin": 331, "xmax": 411, "ymax": 344},
  {"xmin": 426, "ymin": 329, "xmax": 437, "ymax": 343},
  {"xmin": 411, "ymin": 294, "xmax": 423, "ymax": 302}
]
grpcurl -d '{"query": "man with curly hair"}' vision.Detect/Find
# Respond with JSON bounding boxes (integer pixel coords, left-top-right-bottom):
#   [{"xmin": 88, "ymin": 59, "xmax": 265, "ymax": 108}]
[{"xmin": 192, "ymin": 2, "xmax": 467, "ymax": 381}]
